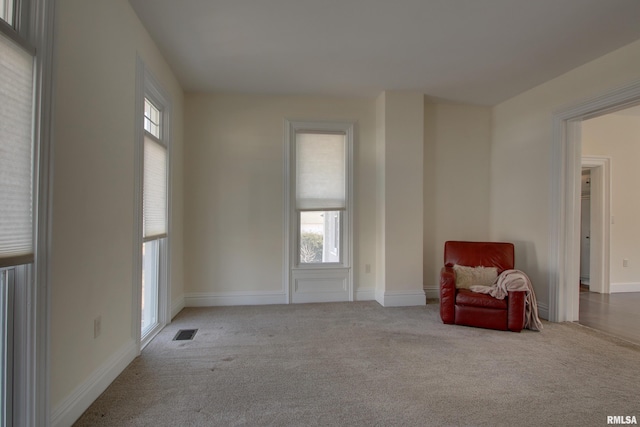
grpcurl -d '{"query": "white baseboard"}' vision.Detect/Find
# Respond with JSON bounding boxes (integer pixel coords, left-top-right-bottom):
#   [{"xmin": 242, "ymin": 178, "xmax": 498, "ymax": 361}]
[
  {"xmin": 423, "ymin": 286, "xmax": 439, "ymax": 299},
  {"xmin": 171, "ymin": 295, "xmax": 185, "ymax": 319},
  {"xmin": 185, "ymin": 291, "xmax": 287, "ymax": 307},
  {"xmin": 376, "ymin": 289, "xmax": 426, "ymax": 307},
  {"xmin": 610, "ymin": 282, "xmax": 640, "ymax": 293},
  {"xmin": 355, "ymin": 288, "xmax": 375, "ymax": 301},
  {"xmin": 51, "ymin": 339, "xmax": 137, "ymax": 427},
  {"xmin": 537, "ymin": 302, "xmax": 549, "ymax": 321}
]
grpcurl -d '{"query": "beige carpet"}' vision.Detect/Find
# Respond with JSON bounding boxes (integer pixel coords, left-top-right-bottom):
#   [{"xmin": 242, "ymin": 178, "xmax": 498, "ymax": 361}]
[{"xmin": 74, "ymin": 302, "xmax": 640, "ymax": 426}]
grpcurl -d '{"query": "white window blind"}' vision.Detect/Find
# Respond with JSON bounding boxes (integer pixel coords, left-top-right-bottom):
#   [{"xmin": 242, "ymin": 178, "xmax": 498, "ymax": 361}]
[
  {"xmin": 0, "ymin": 33, "xmax": 34, "ymax": 267},
  {"xmin": 143, "ymin": 135, "xmax": 167, "ymax": 239},
  {"xmin": 295, "ymin": 132, "xmax": 346, "ymax": 211}
]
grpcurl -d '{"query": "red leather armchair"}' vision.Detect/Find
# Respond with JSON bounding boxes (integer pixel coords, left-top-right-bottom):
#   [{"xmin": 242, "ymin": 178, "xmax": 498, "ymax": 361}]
[{"xmin": 440, "ymin": 241, "xmax": 526, "ymax": 332}]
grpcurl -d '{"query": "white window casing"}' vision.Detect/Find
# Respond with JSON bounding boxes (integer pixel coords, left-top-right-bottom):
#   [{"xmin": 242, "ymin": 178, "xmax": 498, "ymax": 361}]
[
  {"xmin": 285, "ymin": 120, "xmax": 354, "ymax": 303},
  {"xmin": 0, "ymin": 0, "xmax": 55, "ymax": 425}
]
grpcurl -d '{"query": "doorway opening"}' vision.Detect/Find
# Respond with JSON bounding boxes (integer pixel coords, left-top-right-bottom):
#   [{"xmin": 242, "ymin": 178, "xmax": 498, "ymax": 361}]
[
  {"xmin": 578, "ymin": 156, "xmax": 610, "ymax": 297},
  {"xmin": 550, "ymin": 79, "xmax": 640, "ymax": 323},
  {"xmin": 576, "ymin": 109, "xmax": 640, "ymax": 344}
]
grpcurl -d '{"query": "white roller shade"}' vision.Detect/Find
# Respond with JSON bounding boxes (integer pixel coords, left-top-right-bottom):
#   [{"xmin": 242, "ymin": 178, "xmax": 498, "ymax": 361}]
[
  {"xmin": 143, "ymin": 135, "xmax": 167, "ymax": 239},
  {"xmin": 295, "ymin": 132, "xmax": 346, "ymax": 210},
  {"xmin": 0, "ymin": 33, "xmax": 34, "ymax": 267}
]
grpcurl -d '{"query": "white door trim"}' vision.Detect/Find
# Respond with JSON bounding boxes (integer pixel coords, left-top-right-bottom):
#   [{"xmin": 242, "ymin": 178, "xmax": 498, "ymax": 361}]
[
  {"xmin": 581, "ymin": 157, "xmax": 611, "ymax": 294},
  {"xmin": 550, "ymin": 79, "xmax": 640, "ymax": 322}
]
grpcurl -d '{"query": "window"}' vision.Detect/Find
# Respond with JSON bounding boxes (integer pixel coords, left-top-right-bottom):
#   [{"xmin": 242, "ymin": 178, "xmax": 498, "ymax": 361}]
[
  {"xmin": 144, "ymin": 98, "xmax": 161, "ymax": 138},
  {"xmin": 285, "ymin": 120, "xmax": 354, "ymax": 303},
  {"xmin": 295, "ymin": 131, "xmax": 347, "ymax": 265},
  {"xmin": 141, "ymin": 96, "xmax": 167, "ymax": 340},
  {"xmin": 1, "ymin": 0, "xmax": 53, "ymax": 424},
  {"xmin": 136, "ymin": 59, "xmax": 171, "ymax": 348}
]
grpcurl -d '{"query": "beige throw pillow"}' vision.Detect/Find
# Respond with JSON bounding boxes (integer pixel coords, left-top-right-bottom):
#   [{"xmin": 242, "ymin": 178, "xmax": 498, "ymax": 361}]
[{"xmin": 453, "ymin": 265, "xmax": 498, "ymax": 289}]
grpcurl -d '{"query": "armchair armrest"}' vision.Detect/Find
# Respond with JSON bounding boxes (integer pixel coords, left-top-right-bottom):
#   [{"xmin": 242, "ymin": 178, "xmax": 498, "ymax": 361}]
[
  {"xmin": 440, "ymin": 266, "xmax": 456, "ymax": 324},
  {"xmin": 507, "ymin": 290, "xmax": 526, "ymax": 332}
]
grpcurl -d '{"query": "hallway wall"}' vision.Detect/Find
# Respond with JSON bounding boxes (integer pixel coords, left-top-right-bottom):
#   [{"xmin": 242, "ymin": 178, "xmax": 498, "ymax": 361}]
[{"xmin": 582, "ymin": 112, "xmax": 640, "ymax": 292}]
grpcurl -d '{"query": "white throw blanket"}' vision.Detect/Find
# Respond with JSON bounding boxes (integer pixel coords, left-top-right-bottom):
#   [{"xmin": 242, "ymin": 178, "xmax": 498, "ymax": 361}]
[{"xmin": 470, "ymin": 269, "xmax": 543, "ymax": 331}]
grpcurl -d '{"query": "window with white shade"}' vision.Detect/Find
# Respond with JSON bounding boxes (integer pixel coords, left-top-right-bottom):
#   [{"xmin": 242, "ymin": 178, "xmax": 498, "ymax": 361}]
[
  {"xmin": 285, "ymin": 121, "xmax": 354, "ymax": 303},
  {"xmin": 136, "ymin": 61, "xmax": 172, "ymax": 348},
  {"xmin": 1, "ymin": 9, "xmax": 32, "ymax": 427},
  {"xmin": 0, "ymin": 30, "xmax": 34, "ymax": 270},
  {"xmin": 1, "ymin": 0, "xmax": 53, "ymax": 424},
  {"xmin": 295, "ymin": 131, "xmax": 347, "ymax": 264},
  {"xmin": 141, "ymin": 96, "xmax": 168, "ymax": 339},
  {"xmin": 143, "ymin": 103, "xmax": 167, "ymax": 240},
  {"xmin": 287, "ymin": 123, "xmax": 353, "ymax": 268},
  {"xmin": 295, "ymin": 132, "xmax": 346, "ymax": 211}
]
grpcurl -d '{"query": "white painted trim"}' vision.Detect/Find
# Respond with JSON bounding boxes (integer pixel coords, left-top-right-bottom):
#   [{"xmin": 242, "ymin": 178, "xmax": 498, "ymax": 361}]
[
  {"xmin": 423, "ymin": 286, "xmax": 440, "ymax": 300},
  {"xmin": 355, "ymin": 288, "xmax": 376, "ymax": 301},
  {"xmin": 610, "ymin": 283, "xmax": 640, "ymax": 293},
  {"xmin": 581, "ymin": 156, "xmax": 611, "ymax": 295},
  {"xmin": 134, "ymin": 57, "xmax": 173, "ymax": 354},
  {"xmin": 185, "ymin": 291, "xmax": 287, "ymax": 307},
  {"xmin": 145, "ymin": 63, "xmax": 173, "ymax": 335},
  {"xmin": 282, "ymin": 120, "xmax": 291, "ymax": 304},
  {"xmin": 284, "ymin": 120, "xmax": 355, "ymax": 303},
  {"xmin": 22, "ymin": 0, "xmax": 56, "ymax": 424},
  {"xmin": 171, "ymin": 296, "xmax": 185, "ymax": 319},
  {"xmin": 375, "ymin": 287, "xmax": 384, "ymax": 306},
  {"xmin": 537, "ymin": 302, "xmax": 549, "ymax": 321},
  {"xmin": 50, "ymin": 340, "xmax": 137, "ymax": 427},
  {"xmin": 133, "ymin": 56, "xmax": 144, "ymax": 353},
  {"xmin": 376, "ymin": 289, "xmax": 426, "ymax": 307},
  {"xmin": 550, "ymin": 79, "xmax": 640, "ymax": 322}
]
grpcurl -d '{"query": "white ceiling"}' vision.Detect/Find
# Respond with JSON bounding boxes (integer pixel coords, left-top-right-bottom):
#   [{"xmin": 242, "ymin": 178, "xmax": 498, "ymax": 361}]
[{"xmin": 129, "ymin": 0, "xmax": 640, "ymax": 105}]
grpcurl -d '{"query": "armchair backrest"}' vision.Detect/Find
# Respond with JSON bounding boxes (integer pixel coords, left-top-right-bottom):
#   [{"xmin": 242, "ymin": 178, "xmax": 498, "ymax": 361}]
[{"xmin": 444, "ymin": 241, "xmax": 514, "ymax": 273}]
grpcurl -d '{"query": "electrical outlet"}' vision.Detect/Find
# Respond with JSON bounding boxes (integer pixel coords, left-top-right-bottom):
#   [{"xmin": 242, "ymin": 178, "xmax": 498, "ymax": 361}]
[
  {"xmin": 623, "ymin": 259, "xmax": 629, "ymax": 268},
  {"xmin": 94, "ymin": 316, "xmax": 101, "ymax": 338},
  {"xmin": 365, "ymin": 264, "xmax": 371, "ymax": 274}
]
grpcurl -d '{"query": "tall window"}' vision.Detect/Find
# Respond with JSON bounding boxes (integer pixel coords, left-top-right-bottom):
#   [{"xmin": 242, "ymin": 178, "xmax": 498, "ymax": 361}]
[
  {"xmin": 136, "ymin": 59, "xmax": 171, "ymax": 348},
  {"xmin": 296, "ymin": 132, "xmax": 346, "ymax": 264},
  {"xmin": 1, "ymin": 0, "xmax": 53, "ymax": 425},
  {"xmin": 141, "ymin": 98, "xmax": 167, "ymax": 337},
  {"xmin": 286, "ymin": 121, "xmax": 354, "ymax": 303}
]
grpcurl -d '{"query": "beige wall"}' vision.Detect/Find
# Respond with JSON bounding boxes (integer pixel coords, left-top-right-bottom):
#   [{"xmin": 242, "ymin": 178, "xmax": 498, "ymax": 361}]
[
  {"xmin": 423, "ymin": 102, "xmax": 492, "ymax": 294},
  {"xmin": 184, "ymin": 93, "xmax": 377, "ymax": 296},
  {"xmin": 184, "ymin": 92, "xmax": 494, "ymax": 302},
  {"xmin": 491, "ymin": 39, "xmax": 640, "ymax": 309},
  {"xmin": 51, "ymin": 0, "xmax": 184, "ymax": 410},
  {"xmin": 375, "ymin": 91, "xmax": 425, "ymax": 302},
  {"xmin": 582, "ymin": 113, "xmax": 640, "ymax": 286}
]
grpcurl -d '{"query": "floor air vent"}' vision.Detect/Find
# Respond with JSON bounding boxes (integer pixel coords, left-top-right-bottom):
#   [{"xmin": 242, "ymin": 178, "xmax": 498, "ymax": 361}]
[{"xmin": 173, "ymin": 329, "xmax": 197, "ymax": 341}]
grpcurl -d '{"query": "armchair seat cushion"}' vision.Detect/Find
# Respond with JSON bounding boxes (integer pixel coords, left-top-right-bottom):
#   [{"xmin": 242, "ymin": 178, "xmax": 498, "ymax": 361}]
[{"xmin": 456, "ymin": 289, "xmax": 507, "ymax": 310}]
